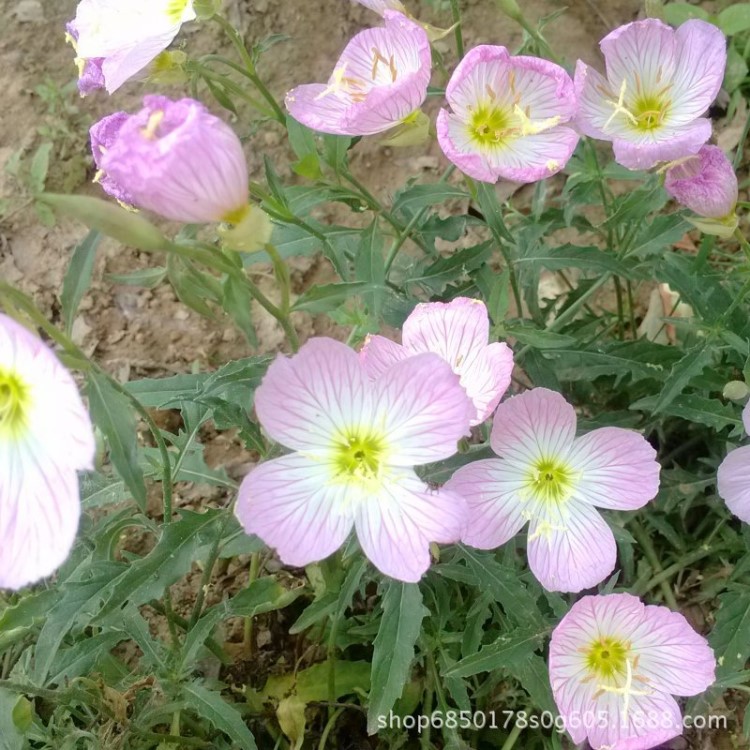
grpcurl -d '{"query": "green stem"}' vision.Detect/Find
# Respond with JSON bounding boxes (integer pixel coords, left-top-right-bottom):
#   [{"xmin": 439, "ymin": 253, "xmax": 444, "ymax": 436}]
[
  {"xmin": 188, "ymin": 517, "xmax": 229, "ymax": 629},
  {"xmin": 212, "ymin": 14, "xmax": 285, "ymax": 123},
  {"xmin": 243, "ymin": 551, "xmax": 262, "ymax": 655},
  {"xmin": 449, "ymin": 0, "xmax": 464, "ymax": 58},
  {"xmin": 500, "ymin": 723, "xmax": 523, "ymax": 750},
  {"xmin": 630, "ymin": 519, "xmax": 679, "ymax": 610},
  {"xmin": 265, "ymin": 243, "xmax": 292, "ymax": 314},
  {"xmin": 317, "ymin": 707, "xmax": 345, "ymax": 750},
  {"xmin": 188, "ymin": 61, "xmax": 273, "ymax": 116},
  {"xmin": 636, "ymin": 544, "xmax": 718, "ymax": 597}
]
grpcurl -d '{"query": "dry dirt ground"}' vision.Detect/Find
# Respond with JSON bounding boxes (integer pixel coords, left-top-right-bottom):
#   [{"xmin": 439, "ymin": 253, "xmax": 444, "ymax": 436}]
[{"xmin": 2, "ymin": 0, "xmax": 746, "ymax": 748}]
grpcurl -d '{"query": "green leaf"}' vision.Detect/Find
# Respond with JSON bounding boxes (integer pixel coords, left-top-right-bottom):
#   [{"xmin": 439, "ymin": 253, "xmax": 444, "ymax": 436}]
[
  {"xmin": 628, "ymin": 214, "xmax": 691, "ymax": 258},
  {"xmin": 40, "ymin": 193, "xmax": 165, "ymax": 251},
  {"xmin": 105, "ymin": 266, "xmax": 167, "ymax": 289},
  {"xmin": 29, "ymin": 142, "xmax": 52, "ymax": 194},
  {"xmin": 182, "ymin": 682, "xmax": 257, "ymax": 749},
  {"xmin": 649, "ymin": 342, "xmax": 714, "ymax": 414},
  {"xmin": 663, "ymin": 2, "xmax": 711, "ymax": 25},
  {"xmin": 87, "ymin": 371, "xmax": 147, "ymax": 510},
  {"xmin": 711, "ymin": 587, "xmax": 750, "ymax": 681},
  {"xmin": 392, "ymin": 184, "xmax": 469, "ymax": 216},
  {"xmin": 292, "ymin": 281, "xmax": 377, "ymax": 313},
  {"xmin": 517, "ymin": 243, "xmax": 629, "ymax": 275},
  {"xmin": 167, "ymin": 254, "xmax": 221, "ymax": 318},
  {"xmin": 459, "ymin": 547, "xmax": 545, "ymax": 627},
  {"xmin": 61, "ymin": 230, "xmax": 100, "ymax": 337},
  {"xmin": 630, "ymin": 393, "xmax": 743, "ymax": 431},
  {"xmin": 367, "ymin": 581, "xmax": 428, "ymax": 734},
  {"xmin": 222, "ymin": 274, "xmax": 258, "ymax": 346},
  {"xmin": 96, "ymin": 509, "xmax": 225, "ymax": 620},
  {"xmin": 0, "ymin": 689, "xmax": 25, "ymax": 750},
  {"xmin": 508, "ymin": 654, "xmax": 557, "ymax": 713},
  {"xmin": 443, "ymin": 628, "xmax": 547, "ymax": 679},
  {"xmin": 354, "ymin": 221, "xmax": 386, "ymax": 319},
  {"xmin": 475, "ymin": 181, "xmax": 515, "ymax": 244},
  {"xmin": 506, "ymin": 325, "xmax": 577, "ymax": 350},
  {"xmin": 718, "ymin": 3, "xmax": 750, "ymax": 35},
  {"xmin": 407, "ymin": 242, "xmax": 492, "ymax": 292},
  {"xmin": 321, "ymin": 134, "xmax": 352, "ymax": 174}
]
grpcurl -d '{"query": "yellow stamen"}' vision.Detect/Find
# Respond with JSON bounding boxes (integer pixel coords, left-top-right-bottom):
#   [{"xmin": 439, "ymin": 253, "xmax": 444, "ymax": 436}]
[{"xmin": 142, "ymin": 111, "xmax": 165, "ymax": 140}]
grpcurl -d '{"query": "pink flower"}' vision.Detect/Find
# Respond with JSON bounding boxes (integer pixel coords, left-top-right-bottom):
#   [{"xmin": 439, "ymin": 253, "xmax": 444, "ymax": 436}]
[
  {"xmin": 444, "ymin": 388, "xmax": 660, "ymax": 592},
  {"xmin": 575, "ymin": 19, "xmax": 726, "ymax": 170},
  {"xmin": 717, "ymin": 401, "xmax": 750, "ymax": 523},
  {"xmin": 285, "ymin": 11, "xmax": 431, "ymax": 136},
  {"xmin": 0, "ymin": 314, "xmax": 95, "ymax": 589},
  {"xmin": 360, "ymin": 298, "xmax": 513, "ymax": 426},
  {"xmin": 235, "ymin": 337, "xmax": 474, "ymax": 582},
  {"xmin": 665, "ymin": 145, "xmax": 738, "ymax": 218},
  {"xmin": 68, "ymin": 0, "xmax": 196, "ymax": 94},
  {"xmin": 436, "ymin": 46, "xmax": 579, "ymax": 183},
  {"xmin": 549, "ymin": 593, "xmax": 716, "ymax": 750},
  {"xmin": 95, "ymin": 96, "xmax": 250, "ymax": 224}
]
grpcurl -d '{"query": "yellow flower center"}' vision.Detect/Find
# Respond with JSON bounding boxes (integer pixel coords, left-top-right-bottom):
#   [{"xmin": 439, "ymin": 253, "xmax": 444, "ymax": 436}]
[
  {"xmin": 586, "ymin": 637, "xmax": 629, "ymax": 679},
  {"xmin": 334, "ymin": 430, "xmax": 386, "ymax": 486},
  {"xmin": 166, "ymin": 0, "xmax": 191, "ymax": 23},
  {"xmin": 469, "ymin": 105, "xmax": 512, "ymax": 148},
  {"xmin": 0, "ymin": 368, "xmax": 30, "ymax": 438},
  {"xmin": 632, "ymin": 94, "xmax": 670, "ymax": 132},
  {"xmin": 526, "ymin": 457, "xmax": 576, "ymax": 504}
]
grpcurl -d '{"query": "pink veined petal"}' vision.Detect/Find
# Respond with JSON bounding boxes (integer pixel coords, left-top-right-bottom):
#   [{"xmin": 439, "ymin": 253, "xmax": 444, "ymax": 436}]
[
  {"xmin": 254, "ymin": 338, "xmax": 373, "ymax": 452},
  {"xmin": 509, "ymin": 54, "xmax": 578, "ymax": 121},
  {"xmin": 743, "ymin": 400, "xmax": 750, "ymax": 434},
  {"xmin": 489, "ymin": 388, "xmax": 577, "ymax": 465},
  {"xmin": 461, "ymin": 342, "xmax": 514, "ymax": 424},
  {"xmin": 0, "ymin": 314, "xmax": 95, "ymax": 473},
  {"xmin": 286, "ymin": 84, "xmax": 354, "ymax": 135},
  {"xmin": 444, "ymin": 458, "xmax": 529, "ymax": 549},
  {"xmin": 437, "ymin": 108, "xmax": 505, "ymax": 183},
  {"xmin": 402, "ymin": 297, "xmax": 490, "ymax": 368},
  {"xmin": 444, "ymin": 44, "xmax": 511, "ymax": 117},
  {"xmin": 480, "ymin": 126, "xmax": 580, "ymax": 183},
  {"xmin": 599, "ymin": 19, "xmax": 678, "ymax": 100},
  {"xmin": 629, "ymin": 603, "xmax": 716, "ymax": 697},
  {"xmin": 717, "ymin": 445, "xmax": 750, "ymax": 524},
  {"xmin": 670, "ymin": 20, "xmax": 727, "ymax": 125},
  {"xmin": 567, "ymin": 427, "xmax": 660, "ymax": 510},
  {"xmin": 353, "ymin": 469, "xmax": 467, "ymax": 581},
  {"xmin": 0, "ymin": 442, "xmax": 81, "ymax": 589},
  {"xmin": 100, "ymin": 26, "xmax": 181, "ymax": 93},
  {"xmin": 359, "ymin": 334, "xmax": 409, "ymax": 379},
  {"xmin": 235, "ymin": 453, "xmax": 355, "ymax": 568},
  {"xmin": 526, "ymin": 499, "xmax": 616, "ymax": 592},
  {"xmin": 585, "ymin": 689, "xmax": 682, "ymax": 750},
  {"xmin": 612, "ymin": 118, "xmax": 712, "ymax": 170},
  {"xmin": 574, "ymin": 60, "xmax": 636, "ymax": 141},
  {"xmin": 375, "ymin": 352, "xmax": 473, "ymax": 465}
]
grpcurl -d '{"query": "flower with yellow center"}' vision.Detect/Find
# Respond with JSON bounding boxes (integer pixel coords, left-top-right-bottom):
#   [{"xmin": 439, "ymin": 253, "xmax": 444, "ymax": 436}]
[
  {"xmin": 436, "ymin": 45, "xmax": 579, "ymax": 184},
  {"xmin": 68, "ymin": 0, "xmax": 197, "ymax": 94},
  {"xmin": 550, "ymin": 593, "xmax": 717, "ymax": 749},
  {"xmin": 576, "ymin": 18, "xmax": 727, "ymax": 170},
  {"xmin": 0, "ymin": 315, "xmax": 95, "ymax": 590},
  {"xmin": 445, "ymin": 388, "xmax": 660, "ymax": 592},
  {"xmin": 285, "ymin": 11, "xmax": 431, "ymax": 137},
  {"xmin": 235, "ymin": 337, "xmax": 475, "ymax": 583}
]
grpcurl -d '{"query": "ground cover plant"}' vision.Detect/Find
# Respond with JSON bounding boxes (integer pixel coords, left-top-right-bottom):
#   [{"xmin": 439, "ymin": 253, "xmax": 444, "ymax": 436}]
[{"xmin": 3, "ymin": 0, "xmax": 750, "ymax": 748}]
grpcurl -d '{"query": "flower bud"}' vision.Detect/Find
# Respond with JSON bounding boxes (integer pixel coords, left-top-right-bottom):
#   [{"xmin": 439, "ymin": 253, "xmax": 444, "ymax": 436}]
[
  {"xmin": 665, "ymin": 145, "xmax": 738, "ymax": 219},
  {"xmin": 94, "ymin": 96, "xmax": 250, "ymax": 224}
]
